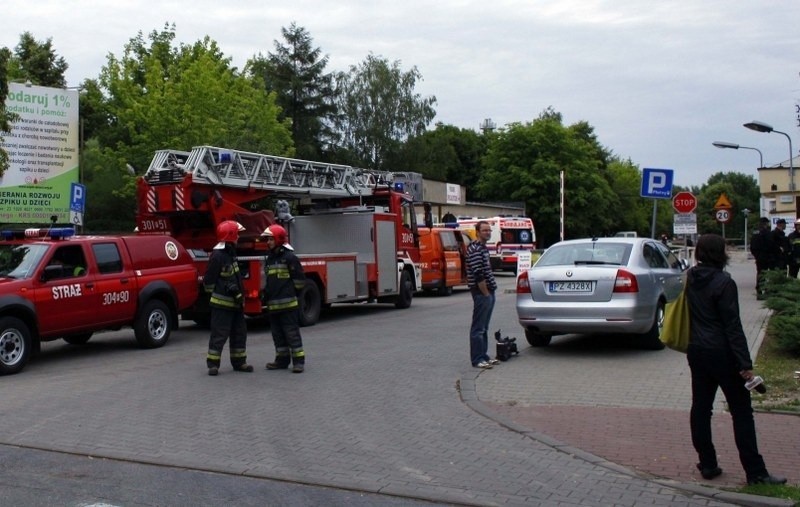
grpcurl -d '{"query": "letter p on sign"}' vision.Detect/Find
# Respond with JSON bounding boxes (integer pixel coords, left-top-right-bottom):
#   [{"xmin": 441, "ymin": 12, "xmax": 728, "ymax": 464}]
[
  {"xmin": 70, "ymin": 182, "xmax": 86, "ymax": 212},
  {"xmin": 641, "ymin": 168, "xmax": 674, "ymax": 199}
]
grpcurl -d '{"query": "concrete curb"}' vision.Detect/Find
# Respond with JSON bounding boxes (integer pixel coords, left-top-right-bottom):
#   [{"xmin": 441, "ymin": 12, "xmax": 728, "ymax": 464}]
[{"xmin": 459, "ymin": 369, "xmax": 795, "ymax": 507}]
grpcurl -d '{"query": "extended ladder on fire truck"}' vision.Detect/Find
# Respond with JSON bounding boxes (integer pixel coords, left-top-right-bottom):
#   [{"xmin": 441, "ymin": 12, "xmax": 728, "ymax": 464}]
[{"xmin": 144, "ymin": 146, "xmax": 398, "ymax": 199}]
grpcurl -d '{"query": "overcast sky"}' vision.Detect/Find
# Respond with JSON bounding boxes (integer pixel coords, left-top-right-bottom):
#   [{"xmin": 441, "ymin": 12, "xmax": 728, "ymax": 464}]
[{"xmin": 3, "ymin": 0, "xmax": 799, "ymax": 188}]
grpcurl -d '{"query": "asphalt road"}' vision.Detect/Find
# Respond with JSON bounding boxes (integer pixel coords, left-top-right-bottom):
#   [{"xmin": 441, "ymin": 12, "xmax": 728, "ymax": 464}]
[{"xmin": 1, "ymin": 271, "xmax": 739, "ymax": 506}]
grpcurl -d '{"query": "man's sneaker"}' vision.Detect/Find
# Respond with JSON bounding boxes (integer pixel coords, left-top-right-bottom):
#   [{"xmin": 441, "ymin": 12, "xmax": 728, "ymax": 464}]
[
  {"xmin": 234, "ymin": 364, "xmax": 254, "ymax": 373},
  {"xmin": 292, "ymin": 363, "xmax": 305, "ymax": 373},
  {"xmin": 266, "ymin": 361, "xmax": 289, "ymax": 370},
  {"xmin": 747, "ymin": 474, "xmax": 787, "ymax": 486},
  {"xmin": 488, "ymin": 358, "xmax": 500, "ymax": 365},
  {"xmin": 474, "ymin": 361, "xmax": 493, "ymax": 369},
  {"xmin": 208, "ymin": 366, "xmax": 219, "ymax": 376}
]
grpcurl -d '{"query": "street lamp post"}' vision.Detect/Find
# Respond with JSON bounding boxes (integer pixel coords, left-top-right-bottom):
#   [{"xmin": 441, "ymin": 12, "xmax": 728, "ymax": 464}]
[
  {"xmin": 743, "ymin": 121, "xmax": 795, "ymax": 191},
  {"xmin": 712, "ymin": 141, "xmax": 764, "ymax": 168}
]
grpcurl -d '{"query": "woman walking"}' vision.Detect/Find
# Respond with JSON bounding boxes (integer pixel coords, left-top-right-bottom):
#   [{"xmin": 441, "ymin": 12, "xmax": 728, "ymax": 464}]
[{"xmin": 686, "ymin": 234, "xmax": 786, "ymax": 485}]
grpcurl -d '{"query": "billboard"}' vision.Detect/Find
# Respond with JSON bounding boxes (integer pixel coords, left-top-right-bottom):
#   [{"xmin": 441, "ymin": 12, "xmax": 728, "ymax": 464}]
[{"xmin": 0, "ymin": 83, "xmax": 80, "ymax": 223}]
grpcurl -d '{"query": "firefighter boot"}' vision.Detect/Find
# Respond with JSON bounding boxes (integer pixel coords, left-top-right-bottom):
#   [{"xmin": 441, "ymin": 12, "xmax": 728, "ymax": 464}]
[
  {"xmin": 207, "ymin": 349, "xmax": 222, "ymax": 376},
  {"xmin": 291, "ymin": 349, "xmax": 305, "ymax": 373},
  {"xmin": 266, "ymin": 354, "xmax": 290, "ymax": 370},
  {"xmin": 230, "ymin": 348, "xmax": 253, "ymax": 372}
]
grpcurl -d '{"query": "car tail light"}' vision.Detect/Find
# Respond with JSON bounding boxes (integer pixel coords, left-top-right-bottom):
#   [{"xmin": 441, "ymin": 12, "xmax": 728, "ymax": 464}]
[
  {"xmin": 613, "ymin": 269, "xmax": 639, "ymax": 293},
  {"xmin": 516, "ymin": 270, "xmax": 531, "ymax": 294}
]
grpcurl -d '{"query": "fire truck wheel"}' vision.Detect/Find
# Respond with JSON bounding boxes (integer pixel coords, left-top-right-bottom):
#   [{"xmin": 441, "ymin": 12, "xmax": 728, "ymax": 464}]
[
  {"xmin": 134, "ymin": 300, "xmax": 171, "ymax": 349},
  {"xmin": 63, "ymin": 333, "xmax": 93, "ymax": 345},
  {"xmin": 0, "ymin": 317, "xmax": 32, "ymax": 375},
  {"xmin": 394, "ymin": 270, "xmax": 413, "ymax": 309},
  {"xmin": 298, "ymin": 280, "xmax": 321, "ymax": 327}
]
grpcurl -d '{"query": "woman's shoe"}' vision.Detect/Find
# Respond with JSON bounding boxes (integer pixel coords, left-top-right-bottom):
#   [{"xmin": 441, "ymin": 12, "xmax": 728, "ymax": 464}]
[
  {"xmin": 747, "ymin": 474, "xmax": 787, "ymax": 485},
  {"xmin": 696, "ymin": 463, "xmax": 722, "ymax": 480}
]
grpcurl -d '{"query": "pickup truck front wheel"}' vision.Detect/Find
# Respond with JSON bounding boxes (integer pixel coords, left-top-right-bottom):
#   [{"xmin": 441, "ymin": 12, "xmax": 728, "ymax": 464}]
[
  {"xmin": 135, "ymin": 300, "xmax": 171, "ymax": 349},
  {"xmin": 0, "ymin": 317, "xmax": 32, "ymax": 375}
]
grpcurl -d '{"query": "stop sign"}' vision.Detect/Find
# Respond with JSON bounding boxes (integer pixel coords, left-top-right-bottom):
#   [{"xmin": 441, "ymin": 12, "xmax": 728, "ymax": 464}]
[{"xmin": 673, "ymin": 191, "xmax": 697, "ymax": 213}]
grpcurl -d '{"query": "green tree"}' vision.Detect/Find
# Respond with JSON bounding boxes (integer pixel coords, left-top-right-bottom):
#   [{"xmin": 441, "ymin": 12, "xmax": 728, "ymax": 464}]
[
  {"xmin": 395, "ymin": 123, "xmax": 487, "ymax": 186},
  {"xmin": 694, "ymin": 171, "xmax": 759, "ymax": 240},
  {"xmin": 0, "ymin": 47, "xmax": 16, "ymax": 176},
  {"xmin": 82, "ymin": 25, "xmax": 293, "ymax": 231},
  {"xmin": 81, "ymin": 139, "xmax": 135, "ymax": 231},
  {"xmin": 6, "ymin": 32, "xmax": 68, "ymax": 87},
  {"xmin": 606, "ymin": 158, "xmax": 652, "ymax": 236},
  {"xmin": 246, "ymin": 23, "xmax": 335, "ymax": 160},
  {"xmin": 331, "ymin": 54, "xmax": 436, "ymax": 170},
  {"xmin": 477, "ymin": 110, "xmax": 616, "ymax": 247}
]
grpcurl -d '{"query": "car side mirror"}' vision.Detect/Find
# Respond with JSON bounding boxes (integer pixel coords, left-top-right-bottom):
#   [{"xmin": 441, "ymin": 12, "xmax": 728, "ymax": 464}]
[{"xmin": 41, "ymin": 264, "xmax": 65, "ymax": 282}]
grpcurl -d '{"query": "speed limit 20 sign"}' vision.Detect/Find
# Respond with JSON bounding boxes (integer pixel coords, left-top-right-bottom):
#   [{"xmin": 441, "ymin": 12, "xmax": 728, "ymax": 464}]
[{"xmin": 715, "ymin": 209, "xmax": 732, "ymax": 224}]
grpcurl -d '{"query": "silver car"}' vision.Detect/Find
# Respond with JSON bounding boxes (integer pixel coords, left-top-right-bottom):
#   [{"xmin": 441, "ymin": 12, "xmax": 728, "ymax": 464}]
[{"xmin": 516, "ymin": 237, "xmax": 687, "ymax": 349}]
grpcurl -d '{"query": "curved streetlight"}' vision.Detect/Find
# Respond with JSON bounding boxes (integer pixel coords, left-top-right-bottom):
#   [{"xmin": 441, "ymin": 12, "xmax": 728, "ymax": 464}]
[
  {"xmin": 743, "ymin": 121, "xmax": 795, "ymax": 191},
  {"xmin": 712, "ymin": 141, "xmax": 764, "ymax": 168}
]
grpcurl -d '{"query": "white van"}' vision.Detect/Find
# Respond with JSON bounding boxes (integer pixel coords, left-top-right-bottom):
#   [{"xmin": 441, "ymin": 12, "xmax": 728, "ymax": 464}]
[{"xmin": 614, "ymin": 231, "xmax": 637, "ymax": 238}]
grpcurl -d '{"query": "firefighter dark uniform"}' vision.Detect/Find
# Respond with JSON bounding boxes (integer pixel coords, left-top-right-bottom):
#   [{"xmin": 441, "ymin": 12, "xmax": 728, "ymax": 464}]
[
  {"xmin": 262, "ymin": 224, "xmax": 306, "ymax": 373},
  {"xmin": 204, "ymin": 221, "xmax": 253, "ymax": 375},
  {"xmin": 788, "ymin": 220, "xmax": 800, "ymax": 279}
]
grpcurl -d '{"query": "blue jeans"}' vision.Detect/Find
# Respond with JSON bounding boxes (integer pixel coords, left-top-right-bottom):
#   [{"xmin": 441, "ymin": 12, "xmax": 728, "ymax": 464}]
[{"xmin": 470, "ymin": 291, "xmax": 495, "ymax": 366}]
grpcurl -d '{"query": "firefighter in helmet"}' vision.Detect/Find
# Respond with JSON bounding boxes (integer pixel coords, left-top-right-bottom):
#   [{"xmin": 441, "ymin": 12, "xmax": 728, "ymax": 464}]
[
  {"xmin": 261, "ymin": 224, "xmax": 306, "ymax": 373},
  {"xmin": 204, "ymin": 220, "xmax": 253, "ymax": 375}
]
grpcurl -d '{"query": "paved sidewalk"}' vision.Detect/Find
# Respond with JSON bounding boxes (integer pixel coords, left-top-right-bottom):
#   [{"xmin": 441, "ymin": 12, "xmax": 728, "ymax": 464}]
[{"xmin": 470, "ymin": 252, "xmax": 799, "ymax": 505}]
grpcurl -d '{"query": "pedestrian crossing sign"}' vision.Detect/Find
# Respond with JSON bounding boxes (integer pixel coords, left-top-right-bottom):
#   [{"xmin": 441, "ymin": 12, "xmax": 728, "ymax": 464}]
[{"xmin": 714, "ymin": 193, "xmax": 732, "ymax": 209}]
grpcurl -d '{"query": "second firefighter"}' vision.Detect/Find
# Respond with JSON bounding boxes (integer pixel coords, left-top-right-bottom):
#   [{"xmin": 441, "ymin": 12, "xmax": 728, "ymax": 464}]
[{"xmin": 261, "ymin": 224, "xmax": 306, "ymax": 373}]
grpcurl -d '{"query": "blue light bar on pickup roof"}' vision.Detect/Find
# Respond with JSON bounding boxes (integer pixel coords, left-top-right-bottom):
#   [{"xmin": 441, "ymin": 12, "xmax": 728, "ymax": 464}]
[{"xmin": 0, "ymin": 228, "xmax": 76, "ymax": 240}]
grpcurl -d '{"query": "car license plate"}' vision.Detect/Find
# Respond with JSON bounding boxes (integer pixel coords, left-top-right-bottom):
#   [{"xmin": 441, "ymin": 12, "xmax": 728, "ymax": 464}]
[{"xmin": 549, "ymin": 281, "xmax": 594, "ymax": 293}]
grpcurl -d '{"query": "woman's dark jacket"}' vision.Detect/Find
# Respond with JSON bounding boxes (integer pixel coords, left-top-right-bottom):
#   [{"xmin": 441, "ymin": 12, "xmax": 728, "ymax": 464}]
[{"xmin": 686, "ymin": 264, "xmax": 752, "ymax": 371}]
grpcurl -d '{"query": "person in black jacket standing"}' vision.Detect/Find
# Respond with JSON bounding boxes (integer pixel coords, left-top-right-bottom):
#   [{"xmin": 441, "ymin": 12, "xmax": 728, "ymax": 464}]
[
  {"xmin": 749, "ymin": 217, "xmax": 780, "ymax": 296},
  {"xmin": 261, "ymin": 224, "xmax": 306, "ymax": 373},
  {"xmin": 204, "ymin": 220, "xmax": 253, "ymax": 376},
  {"xmin": 686, "ymin": 234, "xmax": 785, "ymax": 485}
]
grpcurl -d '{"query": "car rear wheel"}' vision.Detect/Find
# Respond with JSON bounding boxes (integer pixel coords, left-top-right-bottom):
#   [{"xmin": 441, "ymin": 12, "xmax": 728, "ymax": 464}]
[
  {"xmin": 640, "ymin": 300, "xmax": 666, "ymax": 350},
  {"xmin": 524, "ymin": 329, "xmax": 552, "ymax": 347},
  {"xmin": 135, "ymin": 300, "xmax": 171, "ymax": 348}
]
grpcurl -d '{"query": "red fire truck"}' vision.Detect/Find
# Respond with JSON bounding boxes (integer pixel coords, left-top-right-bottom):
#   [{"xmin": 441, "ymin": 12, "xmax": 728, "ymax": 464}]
[{"xmin": 135, "ymin": 146, "xmax": 422, "ymax": 326}]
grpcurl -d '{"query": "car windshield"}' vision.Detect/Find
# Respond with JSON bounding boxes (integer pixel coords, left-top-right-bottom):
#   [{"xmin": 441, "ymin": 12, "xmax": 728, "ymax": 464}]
[
  {"xmin": 537, "ymin": 242, "xmax": 632, "ymax": 267},
  {"xmin": 0, "ymin": 244, "xmax": 48, "ymax": 279}
]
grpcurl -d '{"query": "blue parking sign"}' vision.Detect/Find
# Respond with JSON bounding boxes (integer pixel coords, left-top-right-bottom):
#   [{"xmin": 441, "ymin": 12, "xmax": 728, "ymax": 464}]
[
  {"xmin": 641, "ymin": 168, "xmax": 674, "ymax": 199},
  {"xmin": 70, "ymin": 182, "xmax": 86, "ymax": 212}
]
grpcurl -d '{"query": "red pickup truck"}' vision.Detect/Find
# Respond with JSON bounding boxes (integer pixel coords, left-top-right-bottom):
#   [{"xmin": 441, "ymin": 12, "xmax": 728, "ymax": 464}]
[{"xmin": 0, "ymin": 228, "xmax": 199, "ymax": 375}]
